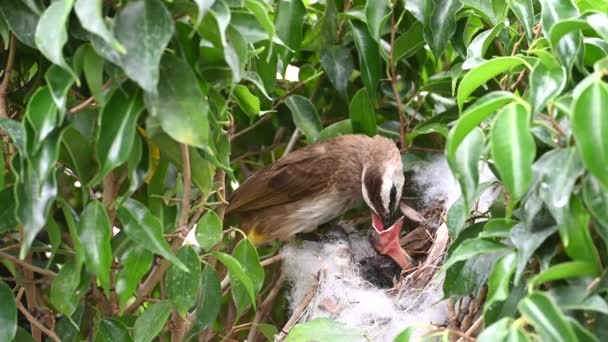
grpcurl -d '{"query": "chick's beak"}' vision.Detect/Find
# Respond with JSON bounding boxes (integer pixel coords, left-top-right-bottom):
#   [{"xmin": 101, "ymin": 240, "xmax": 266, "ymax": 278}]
[{"xmin": 370, "ymin": 212, "xmax": 413, "ymax": 270}]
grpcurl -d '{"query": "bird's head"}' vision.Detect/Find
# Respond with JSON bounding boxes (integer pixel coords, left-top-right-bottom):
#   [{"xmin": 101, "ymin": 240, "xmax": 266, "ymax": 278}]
[{"xmin": 361, "ymin": 146, "xmax": 412, "ymax": 270}]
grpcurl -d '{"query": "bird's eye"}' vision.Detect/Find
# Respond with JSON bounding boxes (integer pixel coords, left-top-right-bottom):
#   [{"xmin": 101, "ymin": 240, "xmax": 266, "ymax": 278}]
[{"xmin": 389, "ymin": 185, "xmax": 397, "ymax": 210}]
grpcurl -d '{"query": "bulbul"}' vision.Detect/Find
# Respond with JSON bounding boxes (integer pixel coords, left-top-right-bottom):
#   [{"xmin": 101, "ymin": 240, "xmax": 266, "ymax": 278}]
[{"xmin": 226, "ymin": 134, "xmax": 413, "ymax": 269}]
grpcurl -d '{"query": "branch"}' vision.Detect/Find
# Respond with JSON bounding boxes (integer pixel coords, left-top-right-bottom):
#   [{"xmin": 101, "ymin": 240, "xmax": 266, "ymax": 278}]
[
  {"xmin": 16, "ymin": 289, "xmax": 61, "ymax": 342},
  {"xmin": 0, "ymin": 34, "xmax": 16, "ymax": 118},
  {"xmin": 247, "ymin": 271, "xmax": 287, "ymax": 342},
  {"xmin": 0, "ymin": 251, "xmax": 57, "ymax": 278},
  {"xmin": 68, "ymin": 79, "xmax": 114, "ymax": 114},
  {"xmin": 389, "ymin": 1, "xmax": 407, "ymax": 148},
  {"xmin": 275, "ymin": 273, "xmax": 319, "ymax": 341}
]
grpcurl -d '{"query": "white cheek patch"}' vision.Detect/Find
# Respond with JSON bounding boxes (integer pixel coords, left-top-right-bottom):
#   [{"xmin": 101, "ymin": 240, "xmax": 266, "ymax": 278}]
[
  {"xmin": 380, "ymin": 167, "xmax": 394, "ymax": 213},
  {"xmin": 361, "ymin": 167, "xmax": 376, "ymax": 214}
]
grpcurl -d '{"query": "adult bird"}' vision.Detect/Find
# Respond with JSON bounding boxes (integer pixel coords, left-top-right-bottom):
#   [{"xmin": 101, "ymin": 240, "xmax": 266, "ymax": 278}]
[{"xmin": 226, "ymin": 134, "xmax": 413, "ymax": 269}]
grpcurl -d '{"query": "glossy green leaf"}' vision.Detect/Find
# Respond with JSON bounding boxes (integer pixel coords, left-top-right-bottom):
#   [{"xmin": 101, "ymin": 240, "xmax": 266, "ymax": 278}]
[
  {"xmin": 490, "ymin": 102, "xmax": 536, "ymax": 207},
  {"xmin": 587, "ymin": 12, "xmax": 608, "ymax": 43},
  {"xmin": 572, "ymin": 77, "xmax": 608, "ymax": 189},
  {"xmin": 485, "ymin": 251, "xmax": 517, "ymax": 312},
  {"xmin": 244, "ymin": 0, "xmax": 274, "ymax": 39},
  {"xmin": 530, "ymin": 261, "xmax": 598, "ymax": 289},
  {"xmin": 75, "ymin": 0, "xmax": 125, "ymax": 54},
  {"xmin": 233, "ymin": 85, "xmax": 261, "ymax": 117},
  {"xmin": 511, "ymin": 223, "xmax": 558, "ymax": 283},
  {"xmin": 50, "ymin": 259, "xmax": 82, "ymax": 316},
  {"xmin": 463, "ymin": 24, "xmax": 505, "ymax": 69},
  {"xmin": 457, "ymin": 57, "xmax": 529, "ymax": 109},
  {"xmin": 0, "ymin": 118, "xmax": 25, "ymax": 154},
  {"xmin": 507, "ymin": 0, "xmax": 535, "ymax": 42},
  {"xmin": 320, "ymin": 46, "xmax": 354, "ymax": 99},
  {"xmin": 477, "ymin": 317, "xmax": 512, "ymax": 342},
  {"xmin": 480, "ymin": 218, "xmax": 517, "ymax": 238},
  {"xmin": 94, "ymin": 88, "xmax": 144, "ymax": 185},
  {"xmin": 539, "ymin": 0, "xmax": 581, "ymax": 70},
  {"xmin": 349, "ymin": 88, "xmax": 377, "ymax": 136},
  {"xmin": 518, "ymin": 292, "xmax": 577, "ymax": 342},
  {"xmin": 61, "ymin": 127, "xmax": 95, "ymax": 185},
  {"xmin": 193, "ymin": 0, "xmax": 214, "ymax": 30},
  {"xmin": 0, "ymin": 281, "xmax": 16, "ymax": 342},
  {"xmin": 231, "ymin": 238, "xmax": 264, "ymax": 316},
  {"xmin": 25, "ymin": 87, "xmax": 59, "ymax": 152},
  {"xmin": 116, "ymin": 243, "xmax": 153, "ymax": 312},
  {"xmin": 35, "ymin": 0, "xmax": 77, "ymax": 79},
  {"xmin": 365, "ymin": 0, "xmax": 389, "ymax": 41},
  {"xmin": 144, "ymin": 54, "xmax": 210, "ymax": 149},
  {"xmin": 318, "ymin": 119, "xmax": 354, "ymax": 141},
  {"xmin": 133, "ymin": 301, "xmax": 172, "ymax": 342},
  {"xmin": 0, "ymin": 187, "xmax": 17, "ymax": 233},
  {"xmin": 560, "ymin": 197, "xmax": 601, "ymax": 271},
  {"xmin": 449, "ymin": 127, "xmax": 483, "ymax": 210},
  {"xmin": 583, "ymin": 175, "xmax": 608, "ymax": 228},
  {"xmin": 461, "ymin": 0, "xmax": 505, "ymax": 25},
  {"xmin": 424, "ymin": 0, "xmax": 463, "ymax": 58},
  {"xmin": 529, "ymin": 55, "xmax": 567, "ymax": 114},
  {"xmin": 195, "ymin": 210, "xmax": 223, "ymax": 251},
  {"xmin": 196, "ymin": 265, "xmax": 222, "ymax": 330},
  {"xmin": 45, "ymin": 65, "xmax": 75, "ymax": 113},
  {"xmin": 83, "ymin": 45, "xmax": 105, "ymax": 107},
  {"xmin": 285, "ymin": 318, "xmax": 364, "ymax": 342},
  {"xmin": 0, "ymin": 0, "xmax": 38, "ymax": 47},
  {"xmin": 78, "ymin": 200, "xmax": 112, "ymax": 294},
  {"xmin": 274, "ymin": 0, "xmax": 306, "ymax": 50},
  {"xmin": 285, "ymin": 95, "xmax": 322, "ymax": 143},
  {"xmin": 93, "ymin": 0, "xmax": 173, "ymax": 92},
  {"xmin": 95, "ymin": 319, "xmax": 133, "ymax": 342},
  {"xmin": 117, "ymin": 198, "xmax": 188, "ymax": 271},
  {"xmin": 350, "ymin": 19, "xmax": 381, "ymax": 103},
  {"xmin": 394, "ymin": 22, "xmax": 424, "ymax": 61},
  {"xmin": 211, "ymin": 251, "xmax": 256, "ymax": 311},
  {"xmin": 166, "ymin": 246, "xmax": 201, "ymax": 317},
  {"xmin": 443, "ymin": 238, "xmax": 510, "ymax": 270}
]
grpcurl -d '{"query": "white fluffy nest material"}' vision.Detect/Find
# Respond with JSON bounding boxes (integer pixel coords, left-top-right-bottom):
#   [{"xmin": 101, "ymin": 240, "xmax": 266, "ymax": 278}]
[{"xmin": 280, "ymin": 156, "xmax": 499, "ymax": 341}]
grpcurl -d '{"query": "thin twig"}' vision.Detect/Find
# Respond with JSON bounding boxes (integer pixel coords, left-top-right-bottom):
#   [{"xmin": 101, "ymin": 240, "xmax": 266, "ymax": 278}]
[
  {"xmin": 0, "ymin": 251, "xmax": 57, "ymax": 277},
  {"xmin": 15, "ymin": 288, "xmax": 62, "ymax": 342},
  {"xmin": 247, "ymin": 271, "xmax": 287, "ymax": 342},
  {"xmin": 68, "ymin": 79, "xmax": 113, "ymax": 114},
  {"xmin": 275, "ymin": 273, "xmax": 319, "ymax": 341},
  {"xmin": 283, "ymin": 129, "xmax": 301, "ymax": 157},
  {"xmin": 389, "ymin": 1, "xmax": 407, "ymax": 148},
  {"xmin": 0, "ymin": 34, "xmax": 16, "ymax": 118},
  {"xmin": 456, "ymin": 317, "xmax": 483, "ymax": 342}
]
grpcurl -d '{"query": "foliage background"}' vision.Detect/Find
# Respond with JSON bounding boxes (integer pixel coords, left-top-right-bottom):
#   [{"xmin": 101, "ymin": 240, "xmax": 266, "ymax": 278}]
[{"xmin": 0, "ymin": 0, "xmax": 608, "ymax": 341}]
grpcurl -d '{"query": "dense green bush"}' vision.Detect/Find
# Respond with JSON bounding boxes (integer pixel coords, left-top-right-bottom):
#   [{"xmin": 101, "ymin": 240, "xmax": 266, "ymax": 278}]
[{"xmin": 0, "ymin": 0, "xmax": 608, "ymax": 341}]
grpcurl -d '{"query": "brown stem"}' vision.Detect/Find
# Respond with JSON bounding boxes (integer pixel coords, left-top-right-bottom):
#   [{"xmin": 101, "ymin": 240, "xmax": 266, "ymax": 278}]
[
  {"xmin": 247, "ymin": 271, "xmax": 287, "ymax": 342},
  {"xmin": 16, "ymin": 289, "xmax": 61, "ymax": 342},
  {"xmin": 68, "ymin": 79, "xmax": 114, "ymax": 114},
  {"xmin": 275, "ymin": 273, "xmax": 319, "ymax": 341},
  {"xmin": 0, "ymin": 251, "xmax": 57, "ymax": 277},
  {"xmin": 389, "ymin": 1, "xmax": 407, "ymax": 148},
  {"xmin": 0, "ymin": 34, "xmax": 16, "ymax": 119},
  {"xmin": 509, "ymin": 68, "xmax": 528, "ymax": 92}
]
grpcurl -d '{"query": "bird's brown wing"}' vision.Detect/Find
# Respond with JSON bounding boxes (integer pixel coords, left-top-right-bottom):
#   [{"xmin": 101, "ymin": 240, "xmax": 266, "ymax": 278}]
[{"xmin": 226, "ymin": 148, "xmax": 334, "ymax": 213}]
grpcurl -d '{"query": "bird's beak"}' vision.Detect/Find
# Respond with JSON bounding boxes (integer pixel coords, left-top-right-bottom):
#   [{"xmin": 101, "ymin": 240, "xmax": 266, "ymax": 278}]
[{"xmin": 370, "ymin": 212, "xmax": 413, "ymax": 270}]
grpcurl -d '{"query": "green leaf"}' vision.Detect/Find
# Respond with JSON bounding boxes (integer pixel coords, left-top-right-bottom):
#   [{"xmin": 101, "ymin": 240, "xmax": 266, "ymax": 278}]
[
  {"xmin": 75, "ymin": 0, "xmax": 125, "ymax": 54},
  {"xmin": 274, "ymin": 0, "xmax": 306, "ymax": 51},
  {"xmin": 365, "ymin": 0, "xmax": 389, "ymax": 41},
  {"xmin": 490, "ymin": 102, "xmax": 536, "ymax": 208},
  {"xmin": 572, "ymin": 77, "xmax": 608, "ymax": 189},
  {"xmin": 285, "ymin": 95, "xmax": 322, "ymax": 143},
  {"xmin": 93, "ymin": 0, "xmax": 174, "ymax": 92},
  {"xmin": 462, "ymin": 24, "xmax": 505, "ymax": 69},
  {"xmin": 350, "ymin": 19, "xmax": 381, "ymax": 104},
  {"xmin": 0, "ymin": 187, "xmax": 17, "ymax": 233},
  {"xmin": 539, "ymin": 0, "xmax": 581, "ymax": 70},
  {"xmin": 583, "ymin": 175, "xmax": 608, "ymax": 228},
  {"xmin": 45, "ymin": 65, "xmax": 75, "ymax": 113},
  {"xmin": 95, "ymin": 319, "xmax": 133, "ymax": 342},
  {"xmin": 231, "ymin": 238, "xmax": 264, "ymax": 316},
  {"xmin": 116, "ymin": 243, "xmax": 153, "ymax": 312},
  {"xmin": 133, "ymin": 301, "xmax": 172, "ymax": 342},
  {"xmin": 320, "ymin": 46, "xmax": 354, "ymax": 99},
  {"xmin": 511, "ymin": 223, "xmax": 558, "ymax": 283},
  {"xmin": 144, "ymin": 54, "xmax": 210, "ymax": 150},
  {"xmin": 78, "ymin": 200, "xmax": 113, "ymax": 294},
  {"xmin": 50, "ymin": 259, "xmax": 82, "ymax": 316},
  {"xmin": 166, "ymin": 246, "xmax": 201, "ymax": 317},
  {"xmin": 117, "ymin": 198, "xmax": 188, "ymax": 272},
  {"xmin": 192, "ymin": 0, "xmax": 214, "ymax": 30},
  {"xmin": 93, "ymin": 88, "xmax": 144, "ymax": 185},
  {"xmin": 507, "ymin": 0, "xmax": 535, "ymax": 42},
  {"xmin": 477, "ymin": 317, "xmax": 512, "ymax": 342},
  {"xmin": 0, "ymin": 281, "xmax": 16, "ymax": 342},
  {"xmin": 285, "ymin": 318, "xmax": 365, "ymax": 342},
  {"xmin": 318, "ymin": 119, "xmax": 354, "ymax": 141},
  {"xmin": 243, "ymin": 71, "xmax": 272, "ymax": 100},
  {"xmin": 530, "ymin": 261, "xmax": 598, "ymax": 289},
  {"xmin": 196, "ymin": 265, "xmax": 222, "ymax": 330},
  {"xmin": 83, "ymin": 45, "xmax": 106, "ymax": 107},
  {"xmin": 518, "ymin": 292, "xmax": 577, "ymax": 342},
  {"xmin": 244, "ymin": 0, "xmax": 274, "ymax": 39},
  {"xmin": 529, "ymin": 55, "xmax": 567, "ymax": 114},
  {"xmin": 443, "ymin": 238, "xmax": 510, "ymax": 270},
  {"xmin": 0, "ymin": 118, "xmax": 25, "ymax": 154},
  {"xmin": 195, "ymin": 210, "xmax": 223, "ymax": 251},
  {"xmin": 211, "ymin": 251, "xmax": 256, "ymax": 311},
  {"xmin": 587, "ymin": 12, "xmax": 608, "ymax": 43},
  {"xmin": 394, "ymin": 22, "xmax": 424, "ymax": 61},
  {"xmin": 480, "ymin": 218, "xmax": 517, "ymax": 238},
  {"xmin": 461, "ymin": 0, "xmax": 503, "ymax": 25},
  {"xmin": 25, "ymin": 87, "xmax": 59, "ymax": 152},
  {"xmin": 485, "ymin": 251, "xmax": 517, "ymax": 315},
  {"xmin": 449, "ymin": 127, "xmax": 484, "ymax": 210},
  {"xmin": 61, "ymin": 127, "xmax": 95, "ymax": 185},
  {"xmin": 233, "ymin": 85, "xmax": 261, "ymax": 117},
  {"xmin": 35, "ymin": 0, "xmax": 77, "ymax": 80},
  {"xmin": 424, "ymin": 0, "xmax": 463, "ymax": 58},
  {"xmin": 0, "ymin": 0, "xmax": 38, "ymax": 48},
  {"xmin": 560, "ymin": 197, "xmax": 601, "ymax": 271},
  {"xmin": 457, "ymin": 57, "xmax": 529, "ymax": 110},
  {"xmin": 349, "ymin": 88, "xmax": 377, "ymax": 136}
]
